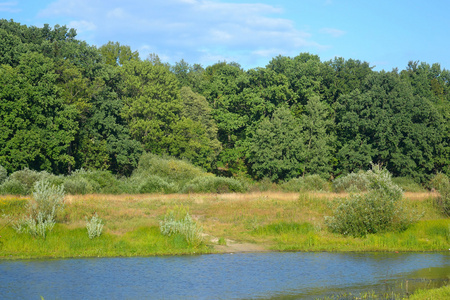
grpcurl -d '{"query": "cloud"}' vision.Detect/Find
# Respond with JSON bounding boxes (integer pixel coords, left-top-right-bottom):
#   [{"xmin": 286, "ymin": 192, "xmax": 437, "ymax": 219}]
[
  {"xmin": 320, "ymin": 27, "xmax": 346, "ymax": 38},
  {"xmin": 0, "ymin": 1, "xmax": 20, "ymax": 12},
  {"xmin": 37, "ymin": 0, "xmax": 325, "ymax": 68}
]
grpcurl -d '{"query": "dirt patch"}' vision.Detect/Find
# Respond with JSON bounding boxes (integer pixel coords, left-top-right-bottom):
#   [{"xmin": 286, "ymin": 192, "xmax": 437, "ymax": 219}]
[{"xmin": 204, "ymin": 234, "xmax": 269, "ymax": 253}]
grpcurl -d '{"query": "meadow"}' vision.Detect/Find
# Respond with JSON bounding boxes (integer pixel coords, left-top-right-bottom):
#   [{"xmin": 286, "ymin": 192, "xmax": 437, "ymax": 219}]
[{"xmin": 1, "ymin": 191, "xmax": 448, "ymax": 259}]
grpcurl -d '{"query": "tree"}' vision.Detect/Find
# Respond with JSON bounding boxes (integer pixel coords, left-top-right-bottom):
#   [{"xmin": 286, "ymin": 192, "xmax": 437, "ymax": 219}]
[
  {"xmin": 119, "ymin": 59, "xmax": 182, "ymax": 154},
  {"xmin": 99, "ymin": 41, "xmax": 140, "ymax": 66},
  {"xmin": 248, "ymin": 106, "xmax": 304, "ymax": 181},
  {"xmin": 300, "ymin": 95, "xmax": 335, "ymax": 177},
  {"xmin": 335, "ymin": 71, "xmax": 444, "ymax": 181},
  {"xmin": 0, "ymin": 52, "xmax": 78, "ymax": 174}
]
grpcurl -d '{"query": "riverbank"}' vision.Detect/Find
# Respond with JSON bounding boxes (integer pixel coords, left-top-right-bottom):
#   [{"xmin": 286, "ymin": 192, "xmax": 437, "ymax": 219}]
[{"xmin": 0, "ymin": 192, "xmax": 449, "ymax": 259}]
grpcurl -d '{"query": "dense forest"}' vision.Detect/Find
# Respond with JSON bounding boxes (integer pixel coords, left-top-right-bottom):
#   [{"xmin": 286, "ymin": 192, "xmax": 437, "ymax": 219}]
[{"xmin": 1, "ymin": 19, "xmax": 449, "ymax": 183}]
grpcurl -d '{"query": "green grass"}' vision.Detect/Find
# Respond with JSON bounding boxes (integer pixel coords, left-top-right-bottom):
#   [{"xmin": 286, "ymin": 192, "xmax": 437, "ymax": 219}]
[
  {"xmin": 0, "ymin": 191, "xmax": 448, "ymax": 258},
  {"xmin": 407, "ymin": 284, "xmax": 450, "ymax": 300},
  {"xmin": 0, "ymin": 224, "xmax": 211, "ymax": 259}
]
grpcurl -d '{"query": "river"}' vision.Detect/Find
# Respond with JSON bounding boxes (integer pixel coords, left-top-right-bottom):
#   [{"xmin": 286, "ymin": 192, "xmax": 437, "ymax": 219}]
[{"xmin": 1, "ymin": 252, "xmax": 449, "ymax": 299}]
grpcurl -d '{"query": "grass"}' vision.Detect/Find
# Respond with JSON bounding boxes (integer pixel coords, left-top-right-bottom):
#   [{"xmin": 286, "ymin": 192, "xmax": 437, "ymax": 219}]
[{"xmin": 0, "ymin": 191, "xmax": 448, "ymax": 259}]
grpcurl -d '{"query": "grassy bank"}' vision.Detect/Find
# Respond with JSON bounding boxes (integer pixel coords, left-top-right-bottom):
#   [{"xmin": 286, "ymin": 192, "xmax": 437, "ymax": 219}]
[{"xmin": 0, "ymin": 192, "xmax": 449, "ymax": 259}]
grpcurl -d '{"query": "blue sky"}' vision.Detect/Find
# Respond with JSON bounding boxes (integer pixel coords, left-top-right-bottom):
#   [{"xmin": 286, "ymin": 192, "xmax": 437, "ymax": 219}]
[{"xmin": 1, "ymin": 0, "xmax": 449, "ymax": 71}]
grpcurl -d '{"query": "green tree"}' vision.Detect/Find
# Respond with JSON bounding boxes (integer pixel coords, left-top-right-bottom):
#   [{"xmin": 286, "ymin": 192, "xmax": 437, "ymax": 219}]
[
  {"xmin": 335, "ymin": 71, "xmax": 444, "ymax": 181},
  {"xmin": 248, "ymin": 106, "xmax": 304, "ymax": 181},
  {"xmin": 0, "ymin": 52, "xmax": 78, "ymax": 173},
  {"xmin": 300, "ymin": 95, "xmax": 335, "ymax": 177},
  {"xmin": 99, "ymin": 41, "xmax": 140, "ymax": 66}
]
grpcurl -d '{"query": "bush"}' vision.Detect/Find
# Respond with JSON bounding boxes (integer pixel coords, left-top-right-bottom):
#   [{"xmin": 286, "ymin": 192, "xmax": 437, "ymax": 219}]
[
  {"xmin": 0, "ymin": 165, "xmax": 7, "ymax": 184},
  {"xmin": 85, "ymin": 213, "xmax": 104, "ymax": 239},
  {"xmin": 428, "ymin": 173, "xmax": 449, "ymax": 191},
  {"xmin": 138, "ymin": 175, "xmax": 178, "ymax": 194},
  {"xmin": 181, "ymin": 176, "xmax": 247, "ymax": 193},
  {"xmin": 325, "ymin": 165, "xmax": 417, "ymax": 237},
  {"xmin": 0, "ymin": 169, "xmax": 56, "ymax": 195},
  {"xmin": 250, "ymin": 177, "xmax": 280, "ymax": 192},
  {"xmin": 63, "ymin": 177, "xmax": 94, "ymax": 195},
  {"xmin": 434, "ymin": 177, "xmax": 450, "ymax": 217},
  {"xmin": 12, "ymin": 180, "xmax": 65, "ymax": 238},
  {"xmin": 0, "ymin": 178, "xmax": 28, "ymax": 195},
  {"xmin": 281, "ymin": 175, "xmax": 330, "ymax": 192},
  {"xmin": 135, "ymin": 153, "xmax": 205, "ymax": 186},
  {"xmin": 160, "ymin": 206, "xmax": 203, "ymax": 246},
  {"xmin": 332, "ymin": 170, "xmax": 370, "ymax": 193},
  {"xmin": 392, "ymin": 177, "xmax": 425, "ymax": 192}
]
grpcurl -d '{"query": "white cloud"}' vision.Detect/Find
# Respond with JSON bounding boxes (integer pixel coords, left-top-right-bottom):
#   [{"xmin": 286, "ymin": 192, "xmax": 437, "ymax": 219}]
[
  {"xmin": 68, "ymin": 20, "xmax": 96, "ymax": 33},
  {"xmin": 0, "ymin": 1, "xmax": 20, "ymax": 12},
  {"xmin": 320, "ymin": 27, "xmax": 346, "ymax": 38},
  {"xmin": 37, "ymin": 0, "xmax": 326, "ymax": 68}
]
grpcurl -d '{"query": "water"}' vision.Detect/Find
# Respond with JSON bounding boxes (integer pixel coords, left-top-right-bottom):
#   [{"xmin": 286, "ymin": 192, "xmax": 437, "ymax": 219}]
[{"xmin": 0, "ymin": 252, "xmax": 449, "ymax": 299}]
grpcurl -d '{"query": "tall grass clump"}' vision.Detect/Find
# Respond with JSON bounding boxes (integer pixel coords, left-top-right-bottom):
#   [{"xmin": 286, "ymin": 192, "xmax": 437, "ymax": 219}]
[
  {"xmin": 326, "ymin": 165, "xmax": 419, "ymax": 237},
  {"xmin": 181, "ymin": 176, "xmax": 247, "ymax": 193},
  {"xmin": 281, "ymin": 175, "xmax": 330, "ymax": 192},
  {"xmin": 12, "ymin": 180, "xmax": 65, "ymax": 238},
  {"xmin": 160, "ymin": 206, "xmax": 203, "ymax": 246},
  {"xmin": 85, "ymin": 213, "xmax": 104, "ymax": 239}
]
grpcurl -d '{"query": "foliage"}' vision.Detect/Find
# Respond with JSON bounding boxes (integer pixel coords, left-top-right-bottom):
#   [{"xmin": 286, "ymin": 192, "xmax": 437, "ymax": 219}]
[
  {"xmin": 332, "ymin": 170, "xmax": 371, "ymax": 193},
  {"xmin": 391, "ymin": 177, "xmax": 425, "ymax": 192},
  {"xmin": 1, "ymin": 19, "xmax": 450, "ymax": 183},
  {"xmin": 133, "ymin": 152, "xmax": 206, "ymax": 186},
  {"xmin": 160, "ymin": 206, "xmax": 203, "ymax": 246},
  {"xmin": 12, "ymin": 180, "xmax": 65, "ymax": 238},
  {"xmin": 0, "ymin": 165, "xmax": 7, "ymax": 184},
  {"xmin": 248, "ymin": 106, "xmax": 304, "ymax": 181},
  {"xmin": 281, "ymin": 175, "xmax": 330, "ymax": 192},
  {"xmin": 181, "ymin": 176, "xmax": 247, "ymax": 194},
  {"xmin": 85, "ymin": 213, "xmax": 104, "ymax": 239},
  {"xmin": 434, "ymin": 176, "xmax": 450, "ymax": 217},
  {"xmin": 325, "ymin": 166, "xmax": 418, "ymax": 237},
  {"xmin": 138, "ymin": 175, "xmax": 178, "ymax": 194},
  {"xmin": 299, "ymin": 96, "xmax": 335, "ymax": 177}
]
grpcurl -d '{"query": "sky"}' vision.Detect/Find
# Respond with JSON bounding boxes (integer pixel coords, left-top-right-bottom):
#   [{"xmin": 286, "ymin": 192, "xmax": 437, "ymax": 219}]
[{"xmin": 1, "ymin": 0, "xmax": 449, "ymax": 71}]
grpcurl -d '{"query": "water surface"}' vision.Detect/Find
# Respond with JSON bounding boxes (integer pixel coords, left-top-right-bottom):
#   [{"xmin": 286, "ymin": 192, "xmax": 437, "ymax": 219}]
[{"xmin": 1, "ymin": 252, "xmax": 449, "ymax": 299}]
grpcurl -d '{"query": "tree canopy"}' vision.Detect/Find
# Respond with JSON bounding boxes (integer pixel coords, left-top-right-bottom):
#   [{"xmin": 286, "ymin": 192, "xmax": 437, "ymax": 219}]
[{"xmin": 1, "ymin": 19, "xmax": 449, "ymax": 183}]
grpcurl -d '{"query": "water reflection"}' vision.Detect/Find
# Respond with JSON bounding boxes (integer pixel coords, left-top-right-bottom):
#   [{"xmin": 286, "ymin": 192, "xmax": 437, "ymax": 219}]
[{"xmin": 0, "ymin": 252, "xmax": 448, "ymax": 299}]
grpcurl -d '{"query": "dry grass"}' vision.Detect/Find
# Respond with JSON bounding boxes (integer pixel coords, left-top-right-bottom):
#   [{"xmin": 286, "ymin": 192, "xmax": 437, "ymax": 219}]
[{"xmin": 1, "ymin": 191, "xmax": 444, "ymax": 247}]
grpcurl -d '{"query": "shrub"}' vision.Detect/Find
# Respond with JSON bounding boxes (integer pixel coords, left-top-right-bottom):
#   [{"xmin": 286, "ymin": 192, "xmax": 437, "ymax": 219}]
[
  {"xmin": 325, "ymin": 165, "xmax": 417, "ymax": 237},
  {"xmin": 434, "ymin": 178, "xmax": 450, "ymax": 217},
  {"xmin": 135, "ymin": 153, "xmax": 205, "ymax": 185},
  {"xmin": 250, "ymin": 177, "xmax": 280, "ymax": 192},
  {"xmin": 0, "ymin": 178, "xmax": 28, "ymax": 195},
  {"xmin": 428, "ymin": 173, "xmax": 449, "ymax": 191},
  {"xmin": 63, "ymin": 177, "xmax": 94, "ymax": 195},
  {"xmin": 138, "ymin": 175, "xmax": 178, "ymax": 194},
  {"xmin": 332, "ymin": 170, "xmax": 370, "ymax": 193},
  {"xmin": 85, "ymin": 213, "xmax": 104, "ymax": 239},
  {"xmin": 9, "ymin": 169, "xmax": 52, "ymax": 193},
  {"xmin": 281, "ymin": 175, "xmax": 330, "ymax": 192},
  {"xmin": 392, "ymin": 177, "xmax": 425, "ymax": 192},
  {"xmin": 0, "ymin": 165, "xmax": 7, "ymax": 184},
  {"xmin": 12, "ymin": 180, "xmax": 65, "ymax": 238},
  {"xmin": 160, "ymin": 206, "xmax": 203, "ymax": 246},
  {"xmin": 181, "ymin": 176, "xmax": 247, "ymax": 193}
]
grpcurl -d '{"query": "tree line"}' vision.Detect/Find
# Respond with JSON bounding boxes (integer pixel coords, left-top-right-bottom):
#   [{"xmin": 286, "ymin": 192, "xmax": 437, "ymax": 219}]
[{"xmin": 1, "ymin": 20, "xmax": 449, "ymax": 183}]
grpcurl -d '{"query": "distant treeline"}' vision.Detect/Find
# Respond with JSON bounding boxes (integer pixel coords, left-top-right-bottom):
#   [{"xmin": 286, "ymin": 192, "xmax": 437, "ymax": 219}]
[{"xmin": 1, "ymin": 19, "xmax": 449, "ymax": 182}]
